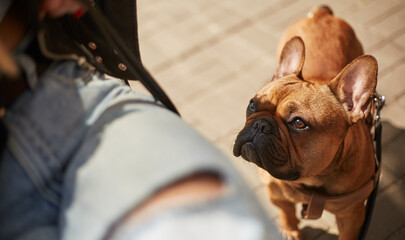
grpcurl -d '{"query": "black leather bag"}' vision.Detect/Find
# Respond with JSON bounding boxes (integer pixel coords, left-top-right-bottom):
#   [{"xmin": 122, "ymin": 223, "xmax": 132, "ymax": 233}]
[
  {"xmin": 40, "ymin": 0, "xmax": 179, "ymax": 114},
  {"xmin": 41, "ymin": 0, "xmax": 140, "ymax": 80}
]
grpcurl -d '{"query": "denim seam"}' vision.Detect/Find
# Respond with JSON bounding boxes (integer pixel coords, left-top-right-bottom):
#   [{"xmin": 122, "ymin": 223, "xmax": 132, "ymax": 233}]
[{"xmin": 7, "ymin": 136, "xmax": 60, "ymax": 206}]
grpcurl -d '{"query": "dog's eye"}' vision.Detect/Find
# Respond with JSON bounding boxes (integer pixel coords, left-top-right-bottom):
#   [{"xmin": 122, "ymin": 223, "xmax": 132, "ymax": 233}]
[
  {"xmin": 292, "ymin": 117, "xmax": 308, "ymax": 129},
  {"xmin": 247, "ymin": 100, "xmax": 256, "ymax": 114}
]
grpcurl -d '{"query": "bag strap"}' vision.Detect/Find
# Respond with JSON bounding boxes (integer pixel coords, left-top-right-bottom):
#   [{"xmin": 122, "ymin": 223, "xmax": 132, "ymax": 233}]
[{"xmin": 80, "ymin": 0, "xmax": 180, "ymax": 116}]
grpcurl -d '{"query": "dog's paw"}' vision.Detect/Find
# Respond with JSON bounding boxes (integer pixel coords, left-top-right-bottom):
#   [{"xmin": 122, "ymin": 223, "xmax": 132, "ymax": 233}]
[{"xmin": 280, "ymin": 227, "xmax": 303, "ymax": 240}]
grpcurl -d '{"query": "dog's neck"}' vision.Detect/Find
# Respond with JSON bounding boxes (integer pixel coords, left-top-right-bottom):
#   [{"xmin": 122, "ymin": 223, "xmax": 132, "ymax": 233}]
[{"xmin": 292, "ymin": 120, "xmax": 375, "ymax": 196}]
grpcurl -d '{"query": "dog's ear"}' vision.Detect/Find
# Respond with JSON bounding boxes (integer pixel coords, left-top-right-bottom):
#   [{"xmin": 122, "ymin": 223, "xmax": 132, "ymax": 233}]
[
  {"xmin": 329, "ymin": 55, "xmax": 378, "ymax": 124},
  {"xmin": 273, "ymin": 36, "xmax": 305, "ymax": 80}
]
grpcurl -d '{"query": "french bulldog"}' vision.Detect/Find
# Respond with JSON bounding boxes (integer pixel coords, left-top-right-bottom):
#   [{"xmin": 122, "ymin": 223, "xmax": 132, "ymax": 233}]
[{"xmin": 233, "ymin": 6, "xmax": 378, "ymax": 240}]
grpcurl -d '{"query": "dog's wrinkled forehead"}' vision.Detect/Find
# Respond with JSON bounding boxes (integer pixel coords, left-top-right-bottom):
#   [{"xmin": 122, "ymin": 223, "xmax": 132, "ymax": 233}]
[
  {"xmin": 255, "ymin": 75, "xmax": 307, "ymax": 108},
  {"xmin": 252, "ymin": 75, "xmax": 347, "ymax": 129}
]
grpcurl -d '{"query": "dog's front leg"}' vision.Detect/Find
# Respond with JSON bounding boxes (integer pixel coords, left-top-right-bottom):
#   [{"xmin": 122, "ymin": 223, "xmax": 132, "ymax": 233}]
[
  {"xmin": 335, "ymin": 202, "xmax": 366, "ymax": 240},
  {"xmin": 271, "ymin": 197, "xmax": 302, "ymax": 240}
]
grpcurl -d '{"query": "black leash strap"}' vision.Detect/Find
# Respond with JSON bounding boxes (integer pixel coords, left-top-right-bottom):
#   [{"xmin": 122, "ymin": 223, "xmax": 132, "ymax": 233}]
[
  {"xmin": 0, "ymin": 119, "xmax": 7, "ymax": 156},
  {"xmin": 357, "ymin": 94, "xmax": 385, "ymax": 240},
  {"xmin": 79, "ymin": 0, "xmax": 180, "ymax": 116}
]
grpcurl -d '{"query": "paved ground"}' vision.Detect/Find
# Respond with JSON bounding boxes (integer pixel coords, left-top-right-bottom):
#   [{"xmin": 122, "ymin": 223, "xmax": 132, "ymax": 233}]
[{"xmin": 134, "ymin": 0, "xmax": 405, "ymax": 239}]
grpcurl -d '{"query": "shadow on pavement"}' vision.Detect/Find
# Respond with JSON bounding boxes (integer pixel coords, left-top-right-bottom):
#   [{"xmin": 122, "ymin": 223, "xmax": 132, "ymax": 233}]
[{"xmin": 303, "ymin": 226, "xmax": 337, "ymax": 240}]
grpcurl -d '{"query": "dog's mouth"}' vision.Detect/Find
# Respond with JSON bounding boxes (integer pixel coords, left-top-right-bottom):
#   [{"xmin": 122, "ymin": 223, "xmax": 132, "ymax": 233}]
[
  {"xmin": 234, "ymin": 140, "xmax": 300, "ymax": 181},
  {"xmin": 233, "ymin": 118, "xmax": 300, "ymax": 181},
  {"xmin": 236, "ymin": 141, "xmax": 287, "ymax": 168},
  {"xmin": 240, "ymin": 142, "xmax": 260, "ymax": 165}
]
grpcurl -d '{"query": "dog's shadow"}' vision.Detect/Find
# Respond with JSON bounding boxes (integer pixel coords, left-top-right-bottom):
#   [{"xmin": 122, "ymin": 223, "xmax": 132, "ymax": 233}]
[
  {"xmin": 303, "ymin": 226, "xmax": 337, "ymax": 240},
  {"xmin": 301, "ymin": 121, "xmax": 405, "ymax": 240}
]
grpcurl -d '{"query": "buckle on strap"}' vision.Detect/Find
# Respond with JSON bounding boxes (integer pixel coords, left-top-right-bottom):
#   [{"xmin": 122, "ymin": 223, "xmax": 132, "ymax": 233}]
[
  {"xmin": 373, "ymin": 93, "xmax": 385, "ymax": 169},
  {"xmin": 373, "ymin": 94, "xmax": 385, "ymax": 129}
]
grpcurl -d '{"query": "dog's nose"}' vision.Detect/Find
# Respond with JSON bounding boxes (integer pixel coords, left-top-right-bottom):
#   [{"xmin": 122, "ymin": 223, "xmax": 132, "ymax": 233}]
[{"xmin": 253, "ymin": 118, "xmax": 273, "ymax": 134}]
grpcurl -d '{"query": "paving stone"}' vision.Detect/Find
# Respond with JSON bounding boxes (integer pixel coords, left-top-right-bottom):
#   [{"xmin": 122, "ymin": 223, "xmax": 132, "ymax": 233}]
[
  {"xmin": 215, "ymin": 132, "xmax": 241, "ymax": 159},
  {"xmin": 139, "ymin": 37, "xmax": 175, "ymax": 69},
  {"xmin": 152, "ymin": 61, "xmax": 193, "ymax": 89},
  {"xmin": 377, "ymin": 62, "xmax": 405, "ymax": 103},
  {"xmin": 237, "ymin": 23, "xmax": 280, "ymax": 58},
  {"xmin": 172, "ymin": 0, "xmax": 216, "ymax": 15},
  {"xmin": 183, "ymin": 60, "xmax": 277, "ymax": 139},
  {"xmin": 166, "ymin": 47, "xmax": 274, "ymax": 110},
  {"xmin": 200, "ymin": 4, "xmax": 246, "ymax": 32},
  {"xmin": 388, "ymin": 226, "xmax": 405, "ymax": 240},
  {"xmin": 137, "ymin": 1, "xmax": 180, "ymax": 39},
  {"xmin": 381, "ymin": 95, "xmax": 405, "ymax": 129},
  {"xmin": 303, "ymin": 227, "xmax": 336, "ymax": 240},
  {"xmin": 161, "ymin": 61, "xmax": 233, "ymax": 105},
  {"xmin": 378, "ymin": 167, "xmax": 398, "ymax": 192},
  {"xmin": 370, "ymin": 6, "xmax": 405, "ymax": 38},
  {"xmin": 256, "ymin": 0, "xmax": 310, "ymax": 35},
  {"xmin": 206, "ymin": 35, "xmax": 264, "ymax": 71},
  {"xmin": 371, "ymin": 44, "xmax": 405, "ymax": 76},
  {"xmin": 179, "ymin": 73, "xmax": 259, "ymax": 141},
  {"xmin": 354, "ymin": 26, "xmax": 385, "ymax": 52},
  {"xmin": 397, "ymin": 93, "xmax": 405, "ymax": 110},
  {"xmin": 146, "ymin": 28, "xmax": 196, "ymax": 59},
  {"xmin": 393, "ymin": 30, "xmax": 405, "ymax": 50},
  {"xmin": 365, "ymin": 180, "xmax": 405, "ymax": 240},
  {"xmin": 241, "ymin": 55, "xmax": 277, "ymax": 85},
  {"xmin": 217, "ymin": 0, "xmax": 284, "ymax": 20},
  {"xmin": 381, "ymin": 123, "xmax": 405, "ymax": 178},
  {"xmin": 318, "ymin": 0, "xmax": 361, "ymax": 16},
  {"xmin": 255, "ymin": 185, "xmax": 280, "ymax": 219},
  {"xmin": 347, "ymin": 0, "xmax": 403, "ymax": 24},
  {"xmin": 315, "ymin": 232, "xmax": 338, "ymax": 240},
  {"xmin": 171, "ymin": 5, "xmax": 242, "ymax": 44},
  {"xmin": 381, "ymin": 121, "xmax": 404, "ymax": 146},
  {"xmin": 138, "ymin": 16, "xmax": 170, "ymax": 41}
]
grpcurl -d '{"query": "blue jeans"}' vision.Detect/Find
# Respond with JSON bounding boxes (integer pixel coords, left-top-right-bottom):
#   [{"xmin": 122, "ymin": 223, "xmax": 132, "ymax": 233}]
[{"xmin": 0, "ymin": 60, "xmax": 281, "ymax": 240}]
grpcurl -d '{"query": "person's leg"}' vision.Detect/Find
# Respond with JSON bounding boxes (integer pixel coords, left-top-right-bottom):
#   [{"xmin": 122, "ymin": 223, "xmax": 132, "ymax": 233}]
[
  {"xmin": 0, "ymin": 60, "xmax": 90, "ymax": 240},
  {"xmin": 0, "ymin": 149, "xmax": 59, "ymax": 240},
  {"xmin": 0, "ymin": 60, "xmax": 132, "ymax": 240},
  {"xmin": 61, "ymin": 98, "xmax": 282, "ymax": 240}
]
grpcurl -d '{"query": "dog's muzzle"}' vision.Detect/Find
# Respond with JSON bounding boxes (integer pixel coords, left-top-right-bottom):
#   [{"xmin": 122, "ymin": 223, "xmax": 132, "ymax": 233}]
[{"xmin": 233, "ymin": 117, "xmax": 299, "ymax": 181}]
